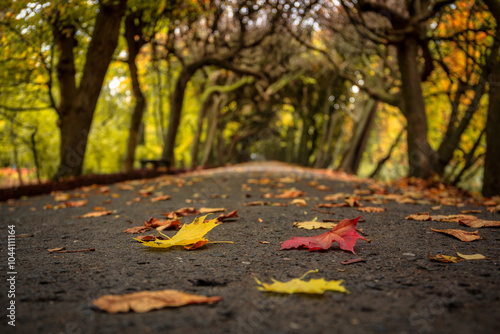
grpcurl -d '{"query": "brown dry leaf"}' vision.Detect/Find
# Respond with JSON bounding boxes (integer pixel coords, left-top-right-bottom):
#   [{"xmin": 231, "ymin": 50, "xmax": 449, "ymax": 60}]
[
  {"xmin": 430, "ymin": 228, "xmax": 481, "ymax": 242},
  {"xmin": 290, "ymin": 199, "xmax": 307, "ymax": 207},
  {"xmin": 118, "ymin": 184, "xmax": 135, "ymax": 191},
  {"xmin": 316, "ymin": 185, "xmax": 331, "ymax": 191},
  {"xmin": 54, "ymin": 193, "xmax": 71, "ymax": 201},
  {"xmin": 406, "ymin": 212, "xmax": 431, "ymax": 221},
  {"xmin": 244, "ymin": 201, "xmax": 269, "ymax": 206},
  {"xmin": 357, "ymin": 207, "xmax": 385, "ymax": 213},
  {"xmin": 354, "ymin": 189, "xmax": 371, "ymax": 196},
  {"xmin": 78, "ymin": 210, "xmax": 113, "ymax": 218},
  {"xmin": 275, "ymin": 189, "xmax": 306, "ymax": 199},
  {"xmin": 112, "ymin": 193, "xmax": 120, "ymax": 198},
  {"xmin": 340, "ymin": 258, "xmax": 365, "ymax": 265},
  {"xmin": 55, "ymin": 199, "xmax": 88, "ymax": 209},
  {"xmin": 124, "ymin": 226, "xmax": 150, "ymax": 234},
  {"xmin": 431, "ymin": 206, "xmax": 441, "ymax": 211},
  {"xmin": 217, "ymin": 210, "xmax": 238, "ymax": 222},
  {"xmin": 317, "ymin": 203, "xmax": 336, "ymax": 208},
  {"xmin": 431, "ymin": 214, "xmax": 477, "ymax": 222},
  {"xmin": 151, "ymin": 195, "xmax": 172, "ymax": 202},
  {"xmin": 428, "ymin": 253, "xmax": 459, "ymax": 263},
  {"xmin": 162, "ymin": 207, "xmax": 199, "ymax": 219},
  {"xmin": 198, "ymin": 207, "xmax": 226, "ymax": 214},
  {"xmin": 93, "ymin": 289, "xmax": 222, "ymax": 313},
  {"xmin": 259, "ymin": 241, "xmax": 270, "ymax": 244},
  {"xmin": 293, "ymin": 221, "xmax": 337, "ymax": 230},
  {"xmin": 460, "ymin": 209, "xmax": 482, "ymax": 214},
  {"xmin": 324, "ymin": 193, "xmax": 350, "ymax": 201},
  {"xmin": 486, "ymin": 205, "xmax": 500, "ymax": 213},
  {"xmin": 138, "ymin": 186, "xmax": 155, "ymax": 196},
  {"xmin": 93, "ymin": 206, "xmax": 106, "ymax": 211},
  {"xmin": 459, "ymin": 218, "xmax": 500, "ymax": 228}
]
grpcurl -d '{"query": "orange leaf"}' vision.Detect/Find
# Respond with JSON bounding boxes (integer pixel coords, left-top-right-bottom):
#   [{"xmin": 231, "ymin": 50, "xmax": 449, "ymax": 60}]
[
  {"xmin": 430, "ymin": 228, "xmax": 481, "ymax": 242},
  {"xmin": 92, "ymin": 289, "xmax": 222, "ymax": 313},
  {"xmin": 217, "ymin": 210, "xmax": 238, "ymax": 221},
  {"xmin": 275, "ymin": 190, "xmax": 306, "ymax": 199},
  {"xmin": 406, "ymin": 213, "xmax": 431, "ymax": 221},
  {"xmin": 78, "ymin": 210, "xmax": 113, "ymax": 218},
  {"xmin": 357, "ymin": 207, "xmax": 385, "ymax": 213},
  {"xmin": 162, "ymin": 207, "xmax": 199, "ymax": 219}
]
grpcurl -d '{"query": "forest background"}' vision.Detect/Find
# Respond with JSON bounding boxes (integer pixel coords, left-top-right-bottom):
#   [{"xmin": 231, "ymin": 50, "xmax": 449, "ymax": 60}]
[{"xmin": 1, "ymin": 0, "xmax": 499, "ymax": 196}]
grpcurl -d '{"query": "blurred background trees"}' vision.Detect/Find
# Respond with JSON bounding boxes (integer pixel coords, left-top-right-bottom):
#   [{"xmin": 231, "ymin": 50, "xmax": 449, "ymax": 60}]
[{"xmin": 0, "ymin": 0, "xmax": 498, "ymax": 196}]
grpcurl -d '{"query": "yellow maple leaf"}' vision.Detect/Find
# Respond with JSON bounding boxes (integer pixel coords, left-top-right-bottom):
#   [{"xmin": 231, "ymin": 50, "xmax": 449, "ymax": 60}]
[
  {"xmin": 254, "ymin": 269, "xmax": 349, "ymax": 294},
  {"xmin": 134, "ymin": 215, "xmax": 232, "ymax": 249}
]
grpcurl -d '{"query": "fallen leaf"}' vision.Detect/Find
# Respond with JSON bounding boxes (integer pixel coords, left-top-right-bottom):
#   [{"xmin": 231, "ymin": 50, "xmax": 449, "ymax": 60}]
[
  {"xmin": 162, "ymin": 207, "xmax": 199, "ymax": 219},
  {"xmin": 430, "ymin": 228, "xmax": 481, "ymax": 242},
  {"xmin": 290, "ymin": 199, "xmax": 308, "ymax": 207},
  {"xmin": 428, "ymin": 253, "xmax": 459, "ymax": 263},
  {"xmin": 431, "ymin": 214, "xmax": 477, "ymax": 222},
  {"xmin": 459, "ymin": 218, "xmax": 500, "ymax": 228},
  {"xmin": 316, "ymin": 185, "xmax": 331, "ymax": 191},
  {"xmin": 198, "ymin": 207, "xmax": 226, "ymax": 214},
  {"xmin": 49, "ymin": 248, "xmax": 95, "ymax": 254},
  {"xmin": 254, "ymin": 269, "xmax": 349, "ymax": 294},
  {"xmin": 293, "ymin": 221, "xmax": 337, "ymax": 230},
  {"xmin": 48, "ymin": 247, "xmax": 65, "ymax": 252},
  {"xmin": 217, "ymin": 210, "xmax": 238, "ymax": 221},
  {"xmin": 406, "ymin": 213, "xmax": 431, "ymax": 221},
  {"xmin": 112, "ymin": 193, "xmax": 120, "ymax": 198},
  {"xmin": 275, "ymin": 189, "xmax": 306, "ymax": 198},
  {"xmin": 93, "ymin": 289, "xmax": 222, "ymax": 313},
  {"xmin": 281, "ymin": 216, "xmax": 368, "ymax": 253},
  {"xmin": 453, "ymin": 246, "xmax": 489, "ymax": 260},
  {"xmin": 135, "ymin": 215, "xmax": 232, "ymax": 249},
  {"xmin": 460, "ymin": 209, "xmax": 482, "ymax": 214},
  {"xmin": 259, "ymin": 241, "xmax": 270, "ymax": 244},
  {"xmin": 55, "ymin": 199, "xmax": 88, "ymax": 209},
  {"xmin": 357, "ymin": 207, "xmax": 385, "ymax": 213},
  {"xmin": 93, "ymin": 206, "xmax": 106, "ymax": 211},
  {"xmin": 324, "ymin": 193, "xmax": 350, "ymax": 201},
  {"xmin": 340, "ymin": 258, "xmax": 365, "ymax": 265},
  {"xmin": 124, "ymin": 226, "xmax": 150, "ymax": 234},
  {"xmin": 54, "ymin": 193, "xmax": 71, "ymax": 201},
  {"xmin": 345, "ymin": 197, "xmax": 363, "ymax": 207},
  {"xmin": 244, "ymin": 201, "xmax": 269, "ymax": 206},
  {"xmin": 486, "ymin": 205, "xmax": 500, "ymax": 213},
  {"xmin": 78, "ymin": 210, "xmax": 113, "ymax": 218},
  {"xmin": 151, "ymin": 195, "xmax": 172, "ymax": 202}
]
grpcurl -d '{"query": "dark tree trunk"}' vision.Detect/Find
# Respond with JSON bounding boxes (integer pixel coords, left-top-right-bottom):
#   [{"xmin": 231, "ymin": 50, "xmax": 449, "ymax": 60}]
[
  {"xmin": 161, "ymin": 66, "xmax": 196, "ymax": 163},
  {"xmin": 190, "ymin": 93, "xmax": 214, "ymax": 168},
  {"xmin": 123, "ymin": 14, "xmax": 147, "ymax": 172},
  {"xmin": 54, "ymin": 0, "xmax": 127, "ymax": 179},
  {"xmin": 397, "ymin": 35, "xmax": 436, "ymax": 178},
  {"xmin": 339, "ymin": 99, "xmax": 378, "ymax": 174},
  {"xmin": 482, "ymin": 47, "xmax": 500, "ymax": 196}
]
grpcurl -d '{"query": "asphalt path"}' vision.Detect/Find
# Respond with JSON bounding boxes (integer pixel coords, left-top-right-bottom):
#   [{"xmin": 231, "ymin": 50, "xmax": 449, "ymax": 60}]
[{"xmin": 1, "ymin": 162, "xmax": 499, "ymax": 334}]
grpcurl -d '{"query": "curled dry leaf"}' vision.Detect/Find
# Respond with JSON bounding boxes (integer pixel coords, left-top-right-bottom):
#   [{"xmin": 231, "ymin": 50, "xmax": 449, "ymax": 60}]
[
  {"xmin": 459, "ymin": 218, "xmax": 500, "ymax": 228},
  {"xmin": 486, "ymin": 205, "xmax": 500, "ymax": 213},
  {"xmin": 430, "ymin": 228, "xmax": 481, "ymax": 242},
  {"xmin": 275, "ymin": 189, "xmax": 306, "ymax": 199},
  {"xmin": 406, "ymin": 213, "xmax": 431, "ymax": 221},
  {"xmin": 78, "ymin": 210, "xmax": 113, "ymax": 218},
  {"xmin": 162, "ymin": 207, "xmax": 199, "ymax": 219},
  {"xmin": 357, "ymin": 206, "xmax": 385, "ymax": 213},
  {"xmin": 281, "ymin": 216, "xmax": 367, "ymax": 253},
  {"xmin": 217, "ymin": 210, "xmax": 238, "ymax": 222},
  {"xmin": 254, "ymin": 269, "xmax": 349, "ymax": 294},
  {"xmin": 93, "ymin": 289, "xmax": 222, "ymax": 313},
  {"xmin": 428, "ymin": 253, "xmax": 459, "ymax": 263},
  {"xmin": 244, "ymin": 201, "xmax": 269, "ymax": 206},
  {"xmin": 54, "ymin": 199, "xmax": 88, "ymax": 209},
  {"xmin": 290, "ymin": 199, "xmax": 307, "ymax": 207}
]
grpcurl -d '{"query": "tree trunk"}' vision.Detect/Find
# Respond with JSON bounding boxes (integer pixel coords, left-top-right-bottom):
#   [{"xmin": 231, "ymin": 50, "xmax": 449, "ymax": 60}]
[
  {"xmin": 161, "ymin": 66, "xmax": 196, "ymax": 163},
  {"xmin": 123, "ymin": 14, "xmax": 147, "ymax": 172},
  {"xmin": 190, "ymin": 93, "xmax": 213, "ymax": 168},
  {"xmin": 201, "ymin": 95, "xmax": 222, "ymax": 167},
  {"xmin": 397, "ymin": 35, "xmax": 436, "ymax": 178},
  {"xmin": 482, "ymin": 46, "xmax": 500, "ymax": 196},
  {"xmin": 339, "ymin": 99, "xmax": 378, "ymax": 174},
  {"xmin": 54, "ymin": 0, "xmax": 127, "ymax": 179}
]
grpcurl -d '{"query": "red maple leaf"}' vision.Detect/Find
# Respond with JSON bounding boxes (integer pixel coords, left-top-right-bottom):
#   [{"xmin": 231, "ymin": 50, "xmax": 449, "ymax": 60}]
[{"xmin": 280, "ymin": 216, "xmax": 367, "ymax": 253}]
